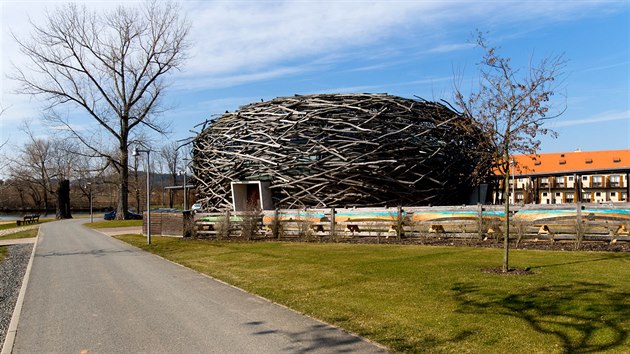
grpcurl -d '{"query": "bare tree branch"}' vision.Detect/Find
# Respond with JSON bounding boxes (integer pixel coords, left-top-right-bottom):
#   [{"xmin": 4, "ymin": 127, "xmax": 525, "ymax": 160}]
[
  {"xmin": 11, "ymin": 1, "xmax": 190, "ymax": 219},
  {"xmin": 453, "ymin": 30, "xmax": 566, "ymax": 272}
]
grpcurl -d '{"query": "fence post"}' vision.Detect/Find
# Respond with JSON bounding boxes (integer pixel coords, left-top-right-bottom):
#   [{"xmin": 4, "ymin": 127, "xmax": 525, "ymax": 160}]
[
  {"xmin": 576, "ymin": 202, "xmax": 583, "ymax": 247},
  {"xmin": 225, "ymin": 208, "xmax": 231, "ymax": 238},
  {"xmin": 272, "ymin": 208, "xmax": 279, "ymax": 239},
  {"xmin": 576, "ymin": 202, "xmax": 582, "ymax": 224},
  {"xmin": 330, "ymin": 207, "xmax": 336, "ymax": 242},
  {"xmin": 477, "ymin": 203, "xmax": 483, "ymax": 240},
  {"xmin": 397, "ymin": 206, "xmax": 403, "ymax": 240}
]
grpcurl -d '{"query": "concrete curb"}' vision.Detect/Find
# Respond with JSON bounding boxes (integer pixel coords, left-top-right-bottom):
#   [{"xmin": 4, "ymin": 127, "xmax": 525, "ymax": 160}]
[{"xmin": 1, "ymin": 228, "xmax": 40, "ymax": 354}]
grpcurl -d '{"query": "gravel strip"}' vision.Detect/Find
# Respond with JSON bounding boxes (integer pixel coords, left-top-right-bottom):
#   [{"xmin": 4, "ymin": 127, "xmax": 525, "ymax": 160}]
[{"xmin": 0, "ymin": 244, "xmax": 33, "ymax": 347}]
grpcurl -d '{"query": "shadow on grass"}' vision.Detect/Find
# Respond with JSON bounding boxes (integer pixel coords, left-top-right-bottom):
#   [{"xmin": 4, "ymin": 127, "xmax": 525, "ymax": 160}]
[
  {"xmin": 529, "ymin": 254, "xmax": 626, "ymax": 270},
  {"xmin": 452, "ymin": 281, "xmax": 630, "ymax": 353}
]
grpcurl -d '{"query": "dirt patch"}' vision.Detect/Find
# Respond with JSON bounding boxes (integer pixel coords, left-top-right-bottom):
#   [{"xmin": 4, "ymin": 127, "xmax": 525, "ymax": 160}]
[
  {"xmin": 481, "ymin": 267, "xmax": 535, "ymax": 275},
  {"xmin": 408, "ymin": 238, "xmax": 630, "ymax": 252},
  {"xmin": 191, "ymin": 235, "xmax": 630, "ymax": 252}
]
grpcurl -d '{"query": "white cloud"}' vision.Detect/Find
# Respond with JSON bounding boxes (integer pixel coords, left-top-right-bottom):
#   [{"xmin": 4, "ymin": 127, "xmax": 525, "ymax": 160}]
[
  {"xmin": 427, "ymin": 43, "xmax": 475, "ymax": 54},
  {"xmin": 1, "ymin": 0, "xmax": 627, "ymax": 148},
  {"xmin": 181, "ymin": 1, "xmax": 427, "ymax": 77},
  {"xmin": 554, "ymin": 110, "xmax": 629, "ymax": 128}
]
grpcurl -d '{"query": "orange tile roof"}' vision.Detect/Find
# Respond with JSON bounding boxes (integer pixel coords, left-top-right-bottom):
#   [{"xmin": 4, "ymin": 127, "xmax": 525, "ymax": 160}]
[{"xmin": 508, "ymin": 149, "xmax": 630, "ymax": 176}]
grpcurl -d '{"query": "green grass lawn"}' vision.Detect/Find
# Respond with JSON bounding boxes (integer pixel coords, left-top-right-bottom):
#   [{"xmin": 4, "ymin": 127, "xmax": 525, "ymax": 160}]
[
  {"xmin": 0, "ymin": 228, "xmax": 39, "ymax": 262},
  {"xmin": 115, "ymin": 235, "xmax": 630, "ymax": 353},
  {"xmin": 86, "ymin": 219, "xmax": 143, "ymax": 228},
  {"xmin": 0, "ymin": 218, "xmax": 54, "ymax": 231},
  {"xmin": 0, "ymin": 229, "xmax": 39, "ymax": 241}
]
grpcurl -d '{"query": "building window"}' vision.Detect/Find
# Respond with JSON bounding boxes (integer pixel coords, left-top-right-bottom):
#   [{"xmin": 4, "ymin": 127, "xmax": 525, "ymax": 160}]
[
  {"xmin": 540, "ymin": 177, "xmax": 549, "ymax": 188},
  {"xmin": 592, "ymin": 176, "xmax": 603, "ymax": 187},
  {"xmin": 582, "ymin": 192, "xmax": 591, "ymax": 202},
  {"xmin": 611, "ymin": 192, "xmax": 616, "ymax": 197},
  {"xmin": 542, "ymin": 192, "xmax": 548, "ymax": 197},
  {"xmin": 555, "ymin": 176, "xmax": 565, "ymax": 187},
  {"xmin": 610, "ymin": 175, "xmax": 621, "ymax": 187},
  {"xmin": 568, "ymin": 176, "xmax": 574, "ymax": 182},
  {"xmin": 595, "ymin": 192, "xmax": 601, "ymax": 197},
  {"xmin": 516, "ymin": 193, "xmax": 524, "ymax": 201},
  {"xmin": 582, "ymin": 176, "xmax": 588, "ymax": 180},
  {"xmin": 566, "ymin": 192, "xmax": 574, "ymax": 203},
  {"xmin": 623, "ymin": 192, "xmax": 628, "ymax": 201},
  {"xmin": 555, "ymin": 192, "xmax": 561, "ymax": 197}
]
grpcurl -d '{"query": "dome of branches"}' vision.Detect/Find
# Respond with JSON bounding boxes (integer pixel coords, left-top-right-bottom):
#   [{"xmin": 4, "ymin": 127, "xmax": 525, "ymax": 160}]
[{"xmin": 192, "ymin": 93, "xmax": 489, "ymax": 210}]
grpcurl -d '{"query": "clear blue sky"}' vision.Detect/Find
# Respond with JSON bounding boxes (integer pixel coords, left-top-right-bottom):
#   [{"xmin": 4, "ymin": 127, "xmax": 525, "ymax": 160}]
[{"xmin": 1, "ymin": 1, "xmax": 628, "ymax": 155}]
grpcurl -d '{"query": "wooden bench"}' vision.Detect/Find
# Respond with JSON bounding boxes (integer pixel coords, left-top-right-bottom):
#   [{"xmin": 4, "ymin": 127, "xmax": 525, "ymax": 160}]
[
  {"xmin": 428, "ymin": 224, "xmax": 445, "ymax": 233},
  {"xmin": 16, "ymin": 214, "xmax": 40, "ymax": 226}
]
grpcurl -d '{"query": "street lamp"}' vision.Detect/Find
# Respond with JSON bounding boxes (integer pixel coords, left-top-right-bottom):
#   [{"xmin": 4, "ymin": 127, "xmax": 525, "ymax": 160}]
[
  {"xmin": 180, "ymin": 157, "xmax": 190, "ymax": 210},
  {"xmin": 87, "ymin": 182, "xmax": 93, "ymax": 223},
  {"xmin": 133, "ymin": 146, "xmax": 151, "ymax": 245}
]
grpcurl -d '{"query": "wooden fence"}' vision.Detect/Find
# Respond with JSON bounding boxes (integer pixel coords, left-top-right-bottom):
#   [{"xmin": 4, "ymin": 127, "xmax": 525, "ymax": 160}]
[{"xmin": 193, "ymin": 203, "xmax": 630, "ymax": 243}]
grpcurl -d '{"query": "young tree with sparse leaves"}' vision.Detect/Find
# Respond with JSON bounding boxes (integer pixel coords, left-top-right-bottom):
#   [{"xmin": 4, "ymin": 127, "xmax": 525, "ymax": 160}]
[
  {"xmin": 454, "ymin": 31, "xmax": 566, "ymax": 272},
  {"xmin": 11, "ymin": 1, "xmax": 190, "ymax": 219}
]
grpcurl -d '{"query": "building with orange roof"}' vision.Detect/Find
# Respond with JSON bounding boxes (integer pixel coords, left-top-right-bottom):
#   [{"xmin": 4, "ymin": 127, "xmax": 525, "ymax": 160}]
[{"xmin": 496, "ymin": 149, "xmax": 629, "ymax": 204}]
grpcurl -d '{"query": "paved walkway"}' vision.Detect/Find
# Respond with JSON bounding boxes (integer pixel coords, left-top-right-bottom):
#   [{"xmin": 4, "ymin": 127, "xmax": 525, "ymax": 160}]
[
  {"xmin": 95, "ymin": 226, "xmax": 142, "ymax": 236},
  {"xmin": 9, "ymin": 219, "xmax": 386, "ymax": 353}
]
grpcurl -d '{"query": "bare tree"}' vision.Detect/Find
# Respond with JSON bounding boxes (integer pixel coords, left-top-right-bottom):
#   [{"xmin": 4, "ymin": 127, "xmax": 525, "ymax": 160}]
[
  {"xmin": 0, "ymin": 105, "xmax": 9, "ymax": 169},
  {"xmin": 160, "ymin": 141, "xmax": 180, "ymax": 208},
  {"xmin": 10, "ymin": 133, "xmax": 53, "ymax": 214},
  {"xmin": 8, "ymin": 123, "xmax": 81, "ymax": 217},
  {"xmin": 11, "ymin": 1, "xmax": 190, "ymax": 219},
  {"xmin": 454, "ymin": 31, "xmax": 566, "ymax": 272},
  {"xmin": 73, "ymin": 151, "xmax": 108, "ymax": 213}
]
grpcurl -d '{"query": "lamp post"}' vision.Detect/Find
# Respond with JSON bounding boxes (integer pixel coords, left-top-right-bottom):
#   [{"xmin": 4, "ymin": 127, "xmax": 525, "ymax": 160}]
[
  {"xmin": 133, "ymin": 147, "xmax": 151, "ymax": 245},
  {"xmin": 87, "ymin": 182, "xmax": 93, "ymax": 223},
  {"xmin": 180, "ymin": 157, "xmax": 190, "ymax": 210}
]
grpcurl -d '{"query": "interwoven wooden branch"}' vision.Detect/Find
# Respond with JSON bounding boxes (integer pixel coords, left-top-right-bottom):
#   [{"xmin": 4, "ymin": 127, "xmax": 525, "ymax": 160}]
[{"xmin": 192, "ymin": 93, "xmax": 488, "ymax": 211}]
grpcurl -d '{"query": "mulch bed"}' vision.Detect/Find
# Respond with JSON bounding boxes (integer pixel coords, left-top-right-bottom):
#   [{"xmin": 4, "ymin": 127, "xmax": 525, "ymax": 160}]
[{"xmin": 190, "ymin": 235, "xmax": 630, "ymax": 252}]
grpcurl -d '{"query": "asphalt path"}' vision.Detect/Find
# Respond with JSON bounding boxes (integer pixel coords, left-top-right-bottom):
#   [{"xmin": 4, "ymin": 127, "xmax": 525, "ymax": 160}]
[{"xmin": 11, "ymin": 219, "xmax": 385, "ymax": 353}]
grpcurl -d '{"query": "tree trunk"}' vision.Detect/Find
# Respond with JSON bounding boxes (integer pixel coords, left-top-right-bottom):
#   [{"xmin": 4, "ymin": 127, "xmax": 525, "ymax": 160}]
[
  {"xmin": 56, "ymin": 179, "xmax": 72, "ymax": 219},
  {"xmin": 502, "ymin": 158, "xmax": 511, "ymax": 273},
  {"xmin": 43, "ymin": 187, "xmax": 49, "ymax": 216},
  {"xmin": 117, "ymin": 144, "xmax": 129, "ymax": 220}
]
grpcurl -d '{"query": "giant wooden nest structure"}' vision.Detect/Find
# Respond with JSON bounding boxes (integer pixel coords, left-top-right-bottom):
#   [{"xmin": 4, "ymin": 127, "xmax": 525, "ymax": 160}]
[{"xmin": 192, "ymin": 93, "xmax": 489, "ymax": 210}]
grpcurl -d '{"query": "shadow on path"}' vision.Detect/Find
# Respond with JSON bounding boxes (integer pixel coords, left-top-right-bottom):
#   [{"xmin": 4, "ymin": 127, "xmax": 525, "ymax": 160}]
[
  {"xmin": 38, "ymin": 248, "xmax": 139, "ymax": 258},
  {"xmin": 244, "ymin": 321, "xmax": 385, "ymax": 353}
]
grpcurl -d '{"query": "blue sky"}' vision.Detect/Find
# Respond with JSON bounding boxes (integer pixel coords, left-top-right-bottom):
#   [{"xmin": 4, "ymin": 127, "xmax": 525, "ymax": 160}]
[{"xmin": 1, "ymin": 0, "xmax": 628, "ymax": 155}]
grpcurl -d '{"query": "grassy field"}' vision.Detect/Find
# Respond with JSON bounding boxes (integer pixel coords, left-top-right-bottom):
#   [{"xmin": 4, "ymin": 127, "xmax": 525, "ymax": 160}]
[
  {"xmin": 114, "ymin": 235, "xmax": 630, "ymax": 353},
  {"xmin": 0, "ymin": 218, "xmax": 54, "ymax": 231},
  {"xmin": 0, "ymin": 229, "xmax": 39, "ymax": 241},
  {"xmin": 86, "ymin": 219, "xmax": 143, "ymax": 228},
  {"xmin": 0, "ymin": 227, "xmax": 38, "ymax": 262}
]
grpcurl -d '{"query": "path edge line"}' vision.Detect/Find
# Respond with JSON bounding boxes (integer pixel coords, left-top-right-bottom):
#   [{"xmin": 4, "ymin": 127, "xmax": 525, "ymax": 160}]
[{"xmin": 1, "ymin": 228, "xmax": 40, "ymax": 354}]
